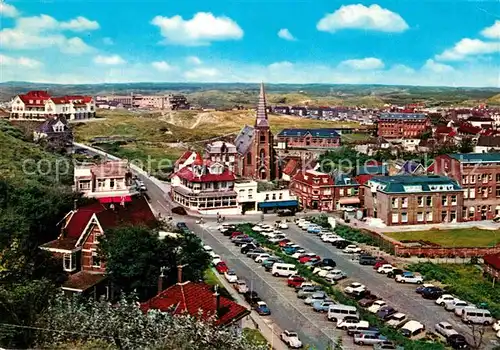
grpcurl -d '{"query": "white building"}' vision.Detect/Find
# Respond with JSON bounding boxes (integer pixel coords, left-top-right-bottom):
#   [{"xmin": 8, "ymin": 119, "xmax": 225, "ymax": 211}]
[
  {"xmin": 9, "ymin": 91, "xmax": 95, "ymax": 121},
  {"xmin": 205, "ymin": 141, "xmax": 238, "ymax": 173}
]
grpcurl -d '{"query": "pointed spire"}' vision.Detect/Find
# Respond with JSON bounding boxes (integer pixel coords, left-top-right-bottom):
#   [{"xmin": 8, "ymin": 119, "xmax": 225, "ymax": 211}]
[{"xmin": 255, "ymin": 82, "xmax": 269, "ymax": 128}]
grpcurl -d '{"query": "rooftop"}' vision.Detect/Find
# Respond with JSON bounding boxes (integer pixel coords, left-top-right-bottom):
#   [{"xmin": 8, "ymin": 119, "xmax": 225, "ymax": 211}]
[
  {"xmin": 449, "ymin": 153, "xmax": 500, "ymax": 163},
  {"xmin": 277, "ymin": 128, "xmax": 340, "ymax": 138},
  {"xmin": 379, "ymin": 113, "xmax": 427, "ymax": 121},
  {"xmin": 369, "ymin": 175, "xmax": 462, "ymax": 193}
]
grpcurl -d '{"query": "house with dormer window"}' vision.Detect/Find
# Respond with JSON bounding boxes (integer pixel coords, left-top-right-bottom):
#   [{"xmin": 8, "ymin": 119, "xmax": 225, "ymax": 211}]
[
  {"xmin": 33, "ymin": 115, "xmax": 73, "ymax": 148},
  {"xmin": 40, "ymin": 196, "xmax": 157, "ymax": 297}
]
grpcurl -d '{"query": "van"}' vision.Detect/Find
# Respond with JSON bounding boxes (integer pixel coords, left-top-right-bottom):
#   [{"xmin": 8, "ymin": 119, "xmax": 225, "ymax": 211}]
[
  {"xmin": 401, "ymin": 320, "xmax": 426, "ymax": 339},
  {"xmin": 271, "ymin": 263, "xmax": 298, "ymax": 277},
  {"xmin": 327, "ymin": 304, "xmax": 359, "ymax": 322},
  {"xmin": 359, "ymin": 255, "xmax": 377, "ymax": 266},
  {"xmin": 462, "ymin": 308, "xmax": 493, "ymax": 325}
]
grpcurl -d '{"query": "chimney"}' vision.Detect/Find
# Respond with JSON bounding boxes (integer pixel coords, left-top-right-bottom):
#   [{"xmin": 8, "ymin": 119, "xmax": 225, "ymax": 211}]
[
  {"xmin": 158, "ymin": 267, "xmax": 165, "ymax": 294},
  {"xmin": 73, "ymin": 199, "xmax": 78, "ymax": 211},
  {"xmin": 177, "ymin": 265, "xmax": 183, "ymax": 284},
  {"xmin": 214, "ymin": 285, "xmax": 221, "ymax": 318}
]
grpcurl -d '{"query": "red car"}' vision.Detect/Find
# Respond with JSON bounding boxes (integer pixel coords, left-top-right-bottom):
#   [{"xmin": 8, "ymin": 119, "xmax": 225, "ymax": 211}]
[
  {"xmin": 298, "ymin": 254, "xmax": 321, "ymax": 264},
  {"xmin": 230, "ymin": 231, "xmax": 244, "ymax": 239},
  {"xmin": 373, "ymin": 260, "xmax": 388, "ymax": 270},
  {"xmin": 287, "ymin": 275, "xmax": 305, "ymax": 288},
  {"xmin": 278, "ymin": 239, "xmax": 291, "ymax": 247},
  {"xmin": 215, "ymin": 262, "xmax": 229, "ymax": 274}
]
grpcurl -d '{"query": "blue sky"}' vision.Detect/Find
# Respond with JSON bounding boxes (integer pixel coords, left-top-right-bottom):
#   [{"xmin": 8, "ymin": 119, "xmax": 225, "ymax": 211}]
[{"xmin": 0, "ymin": 0, "xmax": 499, "ymax": 86}]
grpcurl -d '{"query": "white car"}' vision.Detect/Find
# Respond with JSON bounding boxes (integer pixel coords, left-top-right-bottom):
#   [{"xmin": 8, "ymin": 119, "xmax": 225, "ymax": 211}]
[
  {"xmin": 493, "ymin": 320, "xmax": 500, "ymax": 332},
  {"xmin": 344, "ymin": 282, "xmax": 366, "ymax": 294},
  {"xmin": 211, "ymin": 255, "xmax": 222, "ymax": 266},
  {"xmin": 321, "ymin": 234, "xmax": 335, "ymax": 242},
  {"xmin": 343, "ymin": 245, "xmax": 362, "ymax": 254},
  {"xmin": 377, "ymin": 264, "xmax": 395, "ymax": 274},
  {"xmin": 436, "ymin": 294, "xmax": 458, "ymax": 306},
  {"xmin": 203, "ymin": 245, "xmax": 213, "ymax": 252},
  {"xmin": 395, "ymin": 273, "xmax": 423, "ymax": 284},
  {"xmin": 224, "ymin": 270, "xmax": 238, "ymax": 283},
  {"xmin": 235, "ymin": 280, "xmax": 249, "ymax": 294},
  {"xmin": 280, "ymin": 330, "xmax": 302, "ymax": 349},
  {"xmin": 444, "ymin": 299, "xmax": 469, "ymax": 312},
  {"xmin": 269, "ymin": 235, "xmax": 287, "ymax": 243},
  {"xmin": 325, "ymin": 269, "xmax": 347, "ymax": 281},
  {"xmin": 435, "ymin": 322, "xmax": 458, "ymax": 339},
  {"xmin": 337, "ymin": 317, "xmax": 367, "ymax": 330},
  {"xmin": 367, "ymin": 300, "xmax": 387, "ymax": 314},
  {"xmin": 278, "ymin": 222, "xmax": 289, "ymax": 229},
  {"xmin": 254, "ymin": 253, "xmax": 272, "ymax": 263},
  {"xmin": 317, "ymin": 266, "xmax": 335, "ymax": 277},
  {"xmin": 298, "ymin": 221, "xmax": 311, "ymax": 229},
  {"xmin": 386, "ymin": 313, "xmax": 407, "ymax": 328},
  {"xmin": 291, "ymin": 251, "xmax": 306, "ymax": 259}
]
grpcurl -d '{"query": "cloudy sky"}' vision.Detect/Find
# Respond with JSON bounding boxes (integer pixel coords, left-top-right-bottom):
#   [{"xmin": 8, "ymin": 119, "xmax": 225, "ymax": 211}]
[{"xmin": 0, "ymin": 0, "xmax": 499, "ymax": 86}]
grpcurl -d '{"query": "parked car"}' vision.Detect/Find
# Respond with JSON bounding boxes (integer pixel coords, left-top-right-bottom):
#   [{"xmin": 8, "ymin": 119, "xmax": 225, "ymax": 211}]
[
  {"xmin": 313, "ymin": 266, "xmax": 334, "ymax": 277},
  {"xmin": 335, "ymin": 240, "xmax": 352, "ymax": 249},
  {"xmin": 212, "ymin": 255, "xmax": 222, "ymax": 266},
  {"xmin": 241, "ymin": 243, "xmax": 258, "ymax": 254},
  {"xmin": 321, "ymin": 258, "xmax": 336, "ymax": 267},
  {"xmin": 234, "ymin": 280, "xmax": 249, "ymax": 294},
  {"xmin": 280, "ymin": 330, "xmax": 302, "ymax": 348},
  {"xmin": 215, "ymin": 261, "xmax": 229, "ymax": 274},
  {"xmin": 444, "ymin": 300, "xmax": 469, "ymax": 312},
  {"xmin": 298, "ymin": 253, "xmax": 321, "ymax": 264},
  {"xmin": 246, "ymin": 248, "xmax": 266, "ymax": 259},
  {"xmin": 269, "ymin": 236, "xmax": 288, "ymax": 244},
  {"xmin": 435, "ymin": 321, "xmax": 458, "ymax": 339},
  {"xmin": 373, "ymin": 260, "xmax": 389, "ymax": 270},
  {"xmin": 377, "ymin": 306, "xmax": 397, "ymax": 320},
  {"xmin": 325, "ymin": 269, "xmax": 347, "ymax": 281},
  {"xmin": 304, "ymin": 291, "xmax": 326, "ymax": 305},
  {"xmin": 344, "ymin": 282, "xmax": 366, "ymax": 295},
  {"xmin": 343, "ymin": 245, "xmax": 362, "ymax": 254},
  {"xmin": 367, "ymin": 300, "xmax": 387, "ymax": 314},
  {"xmin": 224, "ymin": 269, "xmax": 238, "ymax": 283},
  {"xmin": 176, "ymin": 222, "xmax": 188, "ymax": 230},
  {"xmin": 303, "ymin": 258, "xmax": 321, "ymax": 269},
  {"xmin": 387, "ymin": 268, "xmax": 404, "ymax": 278},
  {"xmin": 447, "ymin": 334, "xmax": 470, "ymax": 349},
  {"xmin": 454, "ymin": 304, "xmax": 477, "ymax": 317},
  {"xmin": 358, "ymin": 293, "xmax": 379, "ymax": 307},
  {"xmin": 373, "ymin": 341, "xmax": 404, "ymax": 350},
  {"xmin": 422, "ymin": 287, "xmax": 444, "ymax": 300},
  {"xmin": 255, "ymin": 301, "xmax": 271, "ymax": 315},
  {"xmin": 297, "ymin": 286, "xmax": 321, "ymax": 299},
  {"xmin": 386, "ymin": 313, "xmax": 407, "ymax": 328},
  {"xmin": 359, "ymin": 255, "xmax": 378, "ymax": 266},
  {"xmin": 277, "ymin": 209, "xmax": 294, "ymax": 217},
  {"xmin": 493, "ymin": 320, "xmax": 500, "ymax": 332},
  {"xmin": 395, "ymin": 272, "xmax": 423, "ymax": 284},
  {"xmin": 336, "ymin": 316, "xmax": 365, "ymax": 330},
  {"xmin": 312, "ymin": 300, "xmax": 335, "ymax": 313},
  {"xmin": 436, "ymin": 294, "xmax": 458, "ymax": 306},
  {"xmin": 202, "ymin": 245, "xmax": 213, "ymax": 253},
  {"xmin": 415, "ymin": 283, "xmax": 435, "ymax": 294},
  {"xmin": 354, "ymin": 333, "xmax": 387, "ymax": 346},
  {"xmin": 287, "ymin": 275, "xmax": 306, "ymax": 288},
  {"xmin": 401, "ymin": 320, "xmax": 426, "ymax": 339},
  {"xmin": 254, "ymin": 253, "xmax": 272, "ymax": 263},
  {"xmin": 377, "ymin": 264, "xmax": 395, "ymax": 274}
]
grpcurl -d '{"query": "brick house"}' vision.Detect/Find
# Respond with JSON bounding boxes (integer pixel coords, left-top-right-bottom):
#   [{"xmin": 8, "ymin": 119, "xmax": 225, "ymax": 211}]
[
  {"xmin": 433, "ymin": 153, "xmax": 500, "ymax": 220},
  {"xmin": 483, "ymin": 253, "xmax": 500, "ymax": 280},
  {"xmin": 40, "ymin": 196, "xmax": 157, "ymax": 297},
  {"xmin": 364, "ymin": 175, "xmax": 464, "ymax": 226},
  {"xmin": 332, "ymin": 173, "xmax": 360, "ymax": 209},
  {"xmin": 290, "ymin": 170, "xmax": 334, "ymax": 211},
  {"xmin": 377, "ymin": 113, "xmax": 431, "ymax": 139},
  {"xmin": 275, "ymin": 128, "xmax": 341, "ymax": 150}
]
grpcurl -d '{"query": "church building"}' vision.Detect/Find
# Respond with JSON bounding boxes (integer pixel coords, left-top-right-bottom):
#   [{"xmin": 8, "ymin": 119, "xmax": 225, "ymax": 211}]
[{"xmin": 234, "ymin": 83, "xmax": 279, "ymax": 181}]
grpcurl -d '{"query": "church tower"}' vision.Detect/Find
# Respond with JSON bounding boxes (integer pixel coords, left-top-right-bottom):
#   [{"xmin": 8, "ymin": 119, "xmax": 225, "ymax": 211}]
[{"xmin": 251, "ymin": 83, "xmax": 274, "ymax": 180}]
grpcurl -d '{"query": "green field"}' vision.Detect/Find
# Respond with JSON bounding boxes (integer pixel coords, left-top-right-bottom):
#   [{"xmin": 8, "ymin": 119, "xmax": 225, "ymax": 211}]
[{"xmin": 386, "ymin": 228, "xmax": 500, "ymax": 247}]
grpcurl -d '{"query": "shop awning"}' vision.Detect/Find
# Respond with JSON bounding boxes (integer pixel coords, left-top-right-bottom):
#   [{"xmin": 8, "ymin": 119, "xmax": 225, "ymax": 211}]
[
  {"xmin": 258, "ymin": 200, "xmax": 299, "ymax": 209},
  {"xmin": 99, "ymin": 196, "xmax": 132, "ymax": 204},
  {"xmin": 338, "ymin": 197, "xmax": 361, "ymax": 205}
]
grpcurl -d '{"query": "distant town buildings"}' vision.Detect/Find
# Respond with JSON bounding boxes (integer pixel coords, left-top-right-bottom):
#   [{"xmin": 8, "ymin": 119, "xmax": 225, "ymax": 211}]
[
  {"xmin": 96, "ymin": 93, "xmax": 189, "ymax": 110},
  {"xmin": 377, "ymin": 113, "xmax": 430, "ymax": 139},
  {"xmin": 9, "ymin": 90, "xmax": 95, "ymax": 121},
  {"xmin": 275, "ymin": 128, "xmax": 341, "ymax": 150}
]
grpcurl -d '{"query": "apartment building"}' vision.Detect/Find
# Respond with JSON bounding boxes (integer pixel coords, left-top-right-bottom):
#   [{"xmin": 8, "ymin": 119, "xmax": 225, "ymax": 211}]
[
  {"xmin": 377, "ymin": 113, "xmax": 430, "ymax": 139},
  {"xmin": 364, "ymin": 175, "xmax": 464, "ymax": 226},
  {"xmin": 433, "ymin": 153, "xmax": 500, "ymax": 220}
]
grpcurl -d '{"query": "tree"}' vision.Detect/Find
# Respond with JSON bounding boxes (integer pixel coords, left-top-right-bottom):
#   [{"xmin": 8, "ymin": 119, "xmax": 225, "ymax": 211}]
[
  {"xmin": 99, "ymin": 227, "xmax": 210, "ymax": 299},
  {"xmin": 35, "ymin": 295, "xmax": 267, "ymax": 350},
  {"xmin": 468, "ymin": 323, "xmax": 486, "ymax": 349},
  {"xmin": 459, "ymin": 138, "xmax": 474, "ymax": 153}
]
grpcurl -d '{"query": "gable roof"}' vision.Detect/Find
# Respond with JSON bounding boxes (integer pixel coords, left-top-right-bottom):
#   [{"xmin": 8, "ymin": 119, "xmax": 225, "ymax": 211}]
[
  {"xmin": 484, "ymin": 253, "xmax": 500, "ymax": 270},
  {"xmin": 36, "ymin": 116, "xmax": 69, "ymax": 133},
  {"xmin": 283, "ymin": 159, "xmax": 299, "ymax": 176},
  {"xmin": 277, "ymin": 128, "xmax": 340, "ymax": 138},
  {"xmin": 476, "ymin": 135, "xmax": 500, "ymax": 148},
  {"xmin": 141, "ymin": 282, "xmax": 250, "ymax": 326},
  {"xmin": 333, "ymin": 173, "xmax": 359, "ymax": 186},
  {"xmin": 174, "ymin": 166, "xmax": 236, "ymax": 183},
  {"xmin": 399, "ymin": 160, "xmax": 424, "ymax": 174},
  {"xmin": 449, "ymin": 153, "xmax": 500, "ymax": 163},
  {"xmin": 234, "ymin": 125, "xmax": 254, "ymax": 155},
  {"xmin": 368, "ymin": 175, "xmax": 462, "ymax": 193},
  {"xmin": 174, "ymin": 151, "xmax": 194, "ymax": 167}
]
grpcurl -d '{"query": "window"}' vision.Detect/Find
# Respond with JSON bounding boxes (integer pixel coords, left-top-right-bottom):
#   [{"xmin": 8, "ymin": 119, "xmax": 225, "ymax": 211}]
[
  {"xmin": 401, "ymin": 197, "xmax": 408, "ymax": 208},
  {"xmin": 340, "ymin": 188, "xmax": 345, "ymax": 196},
  {"xmin": 426, "ymin": 196, "xmax": 432, "ymax": 206},
  {"xmin": 496, "ymin": 188, "xmax": 500, "ymax": 197},
  {"xmin": 417, "ymin": 212, "xmax": 424, "ymax": 222},
  {"xmin": 279, "ymin": 192, "xmax": 283, "ymax": 200},
  {"xmin": 110, "ymin": 179, "xmax": 115, "ymax": 189},
  {"xmin": 92, "ymin": 251, "xmax": 101, "ymax": 268},
  {"xmin": 248, "ymin": 189, "xmax": 253, "ymax": 200},
  {"xmin": 391, "ymin": 198, "xmax": 399, "ymax": 209},
  {"xmin": 401, "ymin": 212, "xmax": 408, "ymax": 223},
  {"xmin": 441, "ymin": 211, "xmax": 448, "ymax": 222},
  {"xmin": 451, "ymin": 195, "xmax": 457, "ymax": 205},
  {"xmin": 97, "ymin": 179, "xmax": 105, "ymax": 188},
  {"xmin": 247, "ymin": 152, "xmax": 252, "ymax": 165},
  {"xmin": 417, "ymin": 196, "xmax": 424, "ymax": 207},
  {"xmin": 265, "ymin": 194, "xmax": 269, "ymax": 200},
  {"xmin": 392, "ymin": 213, "xmax": 399, "ymax": 223},
  {"xmin": 496, "ymin": 174, "xmax": 500, "ymax": 182},
  {"xmin": 462, "ymin": 175, "xmax": 468, "ymax": 184},
  {"xmin": 442, "ymin": 196, "xmax": 448, "ymax": 206},
  {"xmin": 426, "ymin": 211, "xmax": 433, "ymax": 221},
  {"xmin": 489, "ymin": 174, "xmax": 493, "ymax": 181},
  {"xmin": 469, "ymin": 188, "xmax": 475, "ymax": 199},
  {"xmin": 272, "ymin": 193, "xmax": 276, "ymax": 200},
  {"xmin": 63, "ymin": 253, "xmax": 76, "ymax": 272},
  {"xmin": 470, "ymin": 175, "xmax": 476, "ymax": 183}
]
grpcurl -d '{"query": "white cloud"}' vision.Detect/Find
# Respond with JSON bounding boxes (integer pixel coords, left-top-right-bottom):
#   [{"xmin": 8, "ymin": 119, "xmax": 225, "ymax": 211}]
[
  {"xmin": 152, "ymin": 61, "xmax": 173, "ymax": 71},
  {"xmin": 0, "ymin": 54, "xmax": 42, "ymax": 68},
  {"xmin": 436, "ymin": 38, "xmax": 500, "ymax": 61},
  {"xmin": 103, "ymin": 37, "xmax": 114, "ymax": 45},
  {"xmin": 277, "ymin": 28, "xmax": 296, "ymax": 41},
  {"xmin": 338, "ymin": 57, "xmax": 384, "ymax": 70},
  {"xmin": 422, "ymin": 59, "xmax": 454, "ymax": 73},
  {"xmin": 317, "ymin": 4, "xmax": 409, "ymax": 33},
  {"xmin": 184, "ymin": 67, "xmax": 219, "ymax": 79},
  {"xmin": 60, "ymin": 16, "xmax": 100, "ymax": 32},
  {"xmin": 186, "ymin": 56, "xmax": 202, "ymax": 65},
  {"xmin": 0, "ymin": 14, "xmax": 97, "ymax": 54},
  {"xmin": 268, "ymin": 61, "xmax": 294, "ymax": 71},
  {"xmin": 93, "ymin": 54, "xmax": 126, "ymax": 65},
  {"xmin": 151, "ymin": 12, "xmax": 243, "ymax": 46},
  {"xmin": 481, "ymin": 20, "xmax": 500, "ymax": 39},
  {"xmin": 0, "ymin": 2, "xmax": 19, "ymax": 17}
]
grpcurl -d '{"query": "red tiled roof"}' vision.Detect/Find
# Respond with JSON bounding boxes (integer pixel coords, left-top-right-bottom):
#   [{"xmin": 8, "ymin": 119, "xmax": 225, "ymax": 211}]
[
  {"xmin": 62, "ymin": 271, "xmax": 107, "ymax": 292},
  {"xmin": 175, "ymin": 167, "xmax": 236, "ymax": 183},
  {"xmin": 355, "ymin": 174, "xmax": 373, "ymax": 185},
  {"xmin": 458, "ymin": 124, "xmax": 481, "ymax": 135},
  {"xmin": 193, "ymin": 153, "xmax": 203, "ymax": 166},
  {"xmin": 174, "ymin": 151, "xmax": 193, "ymax": 167},
  {"xmin": 484, "ymin": 253, "xmax": 500, "ymax": 270},
  {"xmin": 51, "ymin": 97, "xmax": 69, "ymax": 105},
  {"xmin": 41, "ymin": 237, "xmax": 78, "ymax": 251},
  {"xmin": 435, "ymin": 126, "xmax": 453, "ymax": 134},
  {"xmin": 283, "ymin": 159, "xmax": 298, "ymax": 176},
  {"xmin": 65, "ymin": 202, "xmax": 105, "ymax": 239},
  {"xmin": 141, "ymin": 282, "xmax": 250, "ymax": 326}
]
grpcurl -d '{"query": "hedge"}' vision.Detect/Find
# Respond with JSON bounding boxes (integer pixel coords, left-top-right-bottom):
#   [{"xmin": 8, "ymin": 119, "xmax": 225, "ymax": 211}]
[{"xmin": 237, "ymin": 223, "xmax": 445, "ymax": 350}]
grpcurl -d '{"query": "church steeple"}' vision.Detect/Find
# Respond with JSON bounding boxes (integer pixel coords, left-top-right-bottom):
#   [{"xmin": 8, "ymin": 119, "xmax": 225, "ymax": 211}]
[{"xmin": 255, "ymin": 82, "xmax": 269, "ymax": 128}]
